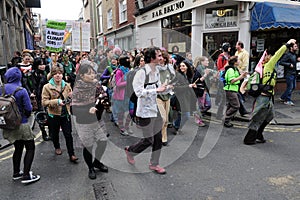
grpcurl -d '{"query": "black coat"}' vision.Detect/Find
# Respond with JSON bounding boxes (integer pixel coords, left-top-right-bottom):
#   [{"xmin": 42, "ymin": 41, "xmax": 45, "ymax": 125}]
[
  {"xmin": 174, "ymin": 72, "xmax": 197, "ymax": 112},
  {"xmin": 279, "ymin": 51, "xmax": 297, "ymax": 76}
]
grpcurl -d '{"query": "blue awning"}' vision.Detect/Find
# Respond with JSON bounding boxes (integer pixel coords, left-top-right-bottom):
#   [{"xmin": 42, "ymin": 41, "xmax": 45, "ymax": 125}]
[{"xmin": 251, "ymin": 2, "xmax": 300, "ymax": 31}]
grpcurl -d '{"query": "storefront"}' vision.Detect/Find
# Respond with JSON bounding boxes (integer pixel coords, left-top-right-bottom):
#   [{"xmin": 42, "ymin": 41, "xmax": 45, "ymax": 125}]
[
  {"xmin": 192, "ymin": 2, "xmax": 250, "ymax": 68},
  {"xmin": 161, "ymin": 9, "xmax": 192, "ymax": 56},
  {"xmin": 250, "ymin": 2, "xmax": 300, "ymax": 79},
  {"xmin": 202, "ymin": 5, "xmax": 239, "ymax": 61}
]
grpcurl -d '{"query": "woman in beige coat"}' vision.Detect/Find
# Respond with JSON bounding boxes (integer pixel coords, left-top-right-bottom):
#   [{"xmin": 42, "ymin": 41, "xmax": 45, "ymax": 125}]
[{"xmin": 42, "ymin": 65, "xmax": 78, "ymax": 163}]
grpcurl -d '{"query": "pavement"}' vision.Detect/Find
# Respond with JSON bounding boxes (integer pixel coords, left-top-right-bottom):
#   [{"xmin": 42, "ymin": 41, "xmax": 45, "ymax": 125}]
[
  {"xmin": 1, "ymin": 92, "xmax": 300, "ymax": 150},
  {"xmin": 229, "ymin": 91, "xmax": 300, "ymax": 126}
]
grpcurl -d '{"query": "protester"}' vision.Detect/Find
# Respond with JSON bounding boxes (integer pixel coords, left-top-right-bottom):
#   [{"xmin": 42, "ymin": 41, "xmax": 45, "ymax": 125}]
[
  {"xmin": 98, "ymin": 48, "xmax": 114, "ymax": 74},
  {"xmin": 278, "ymin": 42, "xmax": 299, "ymax": 106},
  {"xmin": 32, "ymin": 57, "xmax": 51, "ymax": 141},
  {"xmin": 216, "ymin": 43, "xmax": 231, "ymax": 119},
  {"xmin": 235, "ymin": 41, "xmax": 249, "ymax": 73},
  {"xmin": 244, "ymin": 39, "xmax": 296, "ymax": 145},
  {"xmin": 124, "ymin": 46, "xmax": 167, "ymax": 174},
  {"xmin": 192, "ymin": 56, "xmax": 212, "ymax": 126},
  {"xmin": 61, "ymin": 54, "xmax": 76, "ymax": 89},
  {"xmin": 112, "ymin": 55, "xmax": 132, "ymax": 136},
  {"xmin": 157, "ymin": 50, "xmax": 176, "ymax": 146},
  {"xmin": 223, "ymin": 56, "xmax": 247, "ymax": 128},
  {"xmin": 173, "ymin": 60, "xmax": 197, "ymax": 133},
  {"xmin": 72, "ymin": 62, "xmax": 108, "ymax": 179},
  {"xmin": 42, "ymin": 65, "xmax": 78, "ymax": 163},
  {"xmin": 2, "ymin": 67, "xmax": 40, "ymax": 184},
  {"xmin": 8, "ymin": 51, "xmax": 22, "ymax": 68},
  {"xmin": 18, "ymin": 53, "xmax": 36, "ymax": 97}
]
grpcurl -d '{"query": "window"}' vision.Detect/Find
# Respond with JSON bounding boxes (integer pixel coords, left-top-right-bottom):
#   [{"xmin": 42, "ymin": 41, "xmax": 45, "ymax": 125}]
[
  {"xmin": 119, "ymin": 0, "xmax": 127, "ymax": 23},
  {"xmin": 98, "ymin": 3, "xmax": 103, "ymax": 33},
  {"xmin": 107, "ymin": 8, "xmax": 113, "ymax": 29}
]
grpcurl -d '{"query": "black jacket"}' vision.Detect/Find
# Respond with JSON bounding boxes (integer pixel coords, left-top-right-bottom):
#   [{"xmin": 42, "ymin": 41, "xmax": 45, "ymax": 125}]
[{"xmin": 279, "ymin": 51, "xmax": 297, "ymax": 76}]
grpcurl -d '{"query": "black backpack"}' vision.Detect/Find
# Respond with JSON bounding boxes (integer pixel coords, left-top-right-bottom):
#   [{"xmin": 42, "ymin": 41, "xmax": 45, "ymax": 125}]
[{"xmin": 0, "ymin": 86, "xmax": 23, "ymax": 130}]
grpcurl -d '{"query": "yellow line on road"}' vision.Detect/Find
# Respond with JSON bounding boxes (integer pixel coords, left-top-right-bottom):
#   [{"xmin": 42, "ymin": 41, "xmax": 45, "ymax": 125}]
[{"xmin": 0, "ymin": 132, "xmax": 42, "ymax": 162}]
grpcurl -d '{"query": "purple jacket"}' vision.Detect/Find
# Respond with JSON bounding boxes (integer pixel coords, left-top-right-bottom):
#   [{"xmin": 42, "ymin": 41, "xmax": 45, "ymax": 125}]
[{"xmin": 1, "ymin": 67, "xmax": 32, "ymax": 123}]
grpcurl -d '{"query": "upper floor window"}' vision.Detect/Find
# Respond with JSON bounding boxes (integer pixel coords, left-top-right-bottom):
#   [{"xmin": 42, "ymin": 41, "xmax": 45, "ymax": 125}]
[
  {"xmin": 119, "ymin": 0, "xmax": 127, "ymax": 23},
  {"xmin": 107, "ymin": 8, "xmax": 113, "ymax": 29},
  {"xmin": 98, "ymin": 3, "xmax": 103, "ymax": 33}
]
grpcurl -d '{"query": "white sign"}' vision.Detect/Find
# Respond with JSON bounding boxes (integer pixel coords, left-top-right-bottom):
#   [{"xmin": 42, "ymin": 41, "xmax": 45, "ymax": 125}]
[
  {"xmin": 45, "ymin": 28, "xmax": 65, "ymax": 49},
  {"xmin": 257, "ymin": 39, "xmax": 265, "ymax": 52},
  {"xmin": 72, "ymin": 22, "xmax": 91, "ymax": 52}
]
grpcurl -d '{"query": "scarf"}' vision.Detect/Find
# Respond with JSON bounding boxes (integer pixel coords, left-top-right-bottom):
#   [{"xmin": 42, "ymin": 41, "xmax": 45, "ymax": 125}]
[
  {"xmin": 72, "ymin": 79, "xmax": 98, "ymax": 106},
  {"xmin": 119, "ymin": 65, "xmax": 129, "ymax": 80}
]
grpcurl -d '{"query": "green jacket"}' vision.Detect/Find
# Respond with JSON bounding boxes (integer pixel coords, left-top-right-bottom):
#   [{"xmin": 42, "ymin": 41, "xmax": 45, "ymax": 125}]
[
  {"xmin": 263, "ymin": 45, "xmax": 287, "ymax": 95},
  {"xmin": 224, "ymin": 67, "xmax": 240, "ymax": 92}
]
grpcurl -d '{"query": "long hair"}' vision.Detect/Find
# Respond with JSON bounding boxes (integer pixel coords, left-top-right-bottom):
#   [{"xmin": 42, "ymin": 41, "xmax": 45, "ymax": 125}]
[{"xmin": 178, "ymin": 60, "xmax": 194, "ymax": 80}]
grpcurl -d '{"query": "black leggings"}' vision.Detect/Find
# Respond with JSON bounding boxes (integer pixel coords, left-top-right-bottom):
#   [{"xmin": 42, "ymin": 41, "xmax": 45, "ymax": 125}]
[
  {"xmin": 13, "ymin": 140, "xmax": 35, "ymax": 176},
  {"xmin": 83, "ymin": 141, "xmax": 107, "ymax": 169}
]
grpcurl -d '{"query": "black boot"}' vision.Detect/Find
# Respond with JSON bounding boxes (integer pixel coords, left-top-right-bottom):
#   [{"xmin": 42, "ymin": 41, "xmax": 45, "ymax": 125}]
[
  {"xmin": 244, "ymin": 129, "xmax": 257, "ymax": 145},
  {"xmin": 256, "ymin": 121, "xmax": 268, "ymax": 143},
  {"xmin": 93, "ymin": 159, "xmax": 108, "ymax": 173},
  {"xmin": 88, "ymin": 168, "xmax": 96, "ymax": 179},
  {"xmin": 42, "ymin": 130, "xmax": 51, "ymax": 141}
]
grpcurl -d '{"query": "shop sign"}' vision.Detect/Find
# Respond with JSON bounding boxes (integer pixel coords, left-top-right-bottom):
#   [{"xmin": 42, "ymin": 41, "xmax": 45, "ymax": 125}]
[
  {"xmin": 205, "ymin": 6, "xmax": 238, "ymax": 29},
  {"xmin": 152, "ymin": 1, "xmax": 185, "ymax": 19}
]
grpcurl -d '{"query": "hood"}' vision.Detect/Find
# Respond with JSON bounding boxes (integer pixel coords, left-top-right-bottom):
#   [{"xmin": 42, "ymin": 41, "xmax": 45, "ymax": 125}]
[{"xmin": 4, "ymin": 67, "xmax": 22, "ymax": 84}]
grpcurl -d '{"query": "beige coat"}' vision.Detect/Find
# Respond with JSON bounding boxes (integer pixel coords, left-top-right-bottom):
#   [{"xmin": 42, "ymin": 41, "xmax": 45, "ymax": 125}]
[{"xmin": 42, "ymin": 81, "xmax": 72, "ymax": 116}]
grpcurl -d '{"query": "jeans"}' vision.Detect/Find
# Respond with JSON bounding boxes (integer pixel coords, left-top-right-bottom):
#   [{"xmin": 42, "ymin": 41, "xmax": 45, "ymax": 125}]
[
  {"xmin": 127, "ymin": 116, "xmax": 163, "ymax": 165},
  {"xmin": 173, "ymin": 111, "xmax": 190, "ymax": 130},
  {"xmin": 281, "ymin": 74, "xmax": 296, "ymax": 101}
]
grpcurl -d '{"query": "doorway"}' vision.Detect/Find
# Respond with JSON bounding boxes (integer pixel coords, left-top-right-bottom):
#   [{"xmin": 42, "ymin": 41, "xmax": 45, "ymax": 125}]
[{"xmin": 203, "ymin": 31, "xmax": 238, "ymax": 62}]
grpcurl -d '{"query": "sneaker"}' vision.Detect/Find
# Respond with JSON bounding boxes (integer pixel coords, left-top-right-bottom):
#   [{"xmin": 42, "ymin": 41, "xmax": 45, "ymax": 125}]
[
  {"xmin": 12, "ymin": 171, "xmax": 23, "ymax": 180},
  {"xmin": 278, "ymin": 97, "xmax": 285, "ymax": 102},
  {"xmin": 21, "ymin": 171, "xmax": 40, "ymax": 184},
  {"xmin": 149, "ymin": 164, "xmax": 166, "ymax": 174},
  {"xmin": 224, "ymin": 122, "xmax": 233, "ymax": 128},
  {"xmin": 284, "ymin": 101, "xmax": 295, "ymax": 106},
  {"xmin": 197, "ymin": 119, "xmax": 206, "ymax": 127},
  {"xmin": 124, "ymin": 147, "xmax": 135, "ymax": 165},
  {"xmin": 120, "ymin": 129, "xmax": 129, "ymax": 136},
  {"xmin": 88, "ymin": 168, "xmax": 96, "ymax": 180}
]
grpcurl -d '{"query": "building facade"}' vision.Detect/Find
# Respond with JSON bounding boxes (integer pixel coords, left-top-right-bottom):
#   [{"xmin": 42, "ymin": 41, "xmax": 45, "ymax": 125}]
[
  {"xmin": 84, "ymin": 0, "xmax": 136, "ymax": 51},
  {"xmin": 135, "ymin": 0, "xmax": 300, "ymax": 73},
  {"xmin": 0, "ymin": 0, "xmax": 36, "ymax": 66}
]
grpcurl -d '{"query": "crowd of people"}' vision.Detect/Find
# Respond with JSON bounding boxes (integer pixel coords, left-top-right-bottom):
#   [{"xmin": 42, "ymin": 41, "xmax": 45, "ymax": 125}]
[{"xmin": 2, "ymin": 38, "xmax": 298, "ymax": 183}]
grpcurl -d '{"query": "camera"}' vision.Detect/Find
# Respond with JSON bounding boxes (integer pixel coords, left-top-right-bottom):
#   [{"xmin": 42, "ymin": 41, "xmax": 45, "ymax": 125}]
[{"xmin": 62, "ymin": 96, "xmax": 72, "ymax": 104}]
